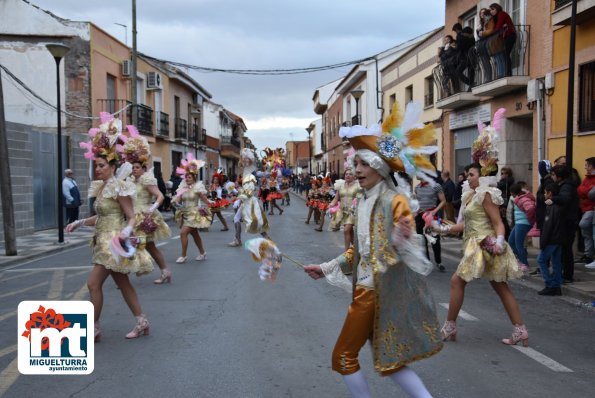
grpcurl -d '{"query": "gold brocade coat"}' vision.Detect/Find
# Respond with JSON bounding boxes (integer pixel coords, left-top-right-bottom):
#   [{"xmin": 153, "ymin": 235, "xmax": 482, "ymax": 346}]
[{"xmin": 336, "ymin": 191, "xmax": 443, "ymax": 373}]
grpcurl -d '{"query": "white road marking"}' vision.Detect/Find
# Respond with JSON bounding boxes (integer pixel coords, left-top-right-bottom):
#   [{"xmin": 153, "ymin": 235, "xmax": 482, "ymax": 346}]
[
  {"xmin": 0, "ymin": 270, "xmax": 38, "ymax": 282},
  {"xmin": 156, "ymin": 242, "xmax": 168, "ymax": 247},
  {"xmin": 438, "ymin": 303, "xmax": 479, "ymax": 321},
  {"xmin": 47, "ymin": 269, "xmax": 64, "ymax": 300},
  {"xmin": 511, "ymin": 346, "xmax": 574, "ymax": 372},
  {"xmin": 70, "ymin": 282, "xmax": 89, "ymax": 301},
  {"xmin": 172, "ymin": 235, "xmax": 180, "ymax": 240},
  {"xmin": 0, "ymin": 345, "xmax": 17, "ymax": 359},
  {"xmin": 0, "ymin": 310, "xmax": 16, "ymax": 323},
  {"xmin": 0, "ymin": 357, "xmax": 19, "ymax": 397},
  {"xmin": 4, "ymin": 266, "xmax": 90, "ymax": 272}
]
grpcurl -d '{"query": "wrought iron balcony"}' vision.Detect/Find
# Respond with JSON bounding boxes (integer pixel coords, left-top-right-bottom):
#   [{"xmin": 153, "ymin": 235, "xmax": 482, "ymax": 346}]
[
  {"xmin": 220, "ymin": 135, "xmax": 241, "ymax": 148},
  {"xmin": 158, "ymin": 112, "xmax": 169, "ymax": 137},
  {"xmin": 424, "ymin": 92, "xmax": 434, "ymax": 108},
  {"xmin": 127, "ymin": 104, "xmax": 153, "ymax": 136},
  {"xmin": 174, "ymin": 117, "xmax": 187, "ymax": 141},
  {"xmin": 555, "ymin": 0, "xmax": 572, "ymax": 9}
]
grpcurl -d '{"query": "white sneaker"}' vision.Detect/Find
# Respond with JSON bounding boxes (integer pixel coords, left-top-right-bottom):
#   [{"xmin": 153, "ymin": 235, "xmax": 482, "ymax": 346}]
[{"xmin": 585, "ymin": 260, "xmax": 595, "ymax": 269}]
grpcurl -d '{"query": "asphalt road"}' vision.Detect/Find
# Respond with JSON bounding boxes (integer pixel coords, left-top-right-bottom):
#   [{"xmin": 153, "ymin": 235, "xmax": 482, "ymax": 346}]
[{"xmin": 1, "ymin": 202, "xmax": 594, "ymax": 398}]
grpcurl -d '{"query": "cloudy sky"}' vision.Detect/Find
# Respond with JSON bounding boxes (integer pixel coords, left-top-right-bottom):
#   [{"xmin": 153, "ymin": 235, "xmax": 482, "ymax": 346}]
[{"xmin": 30, "ymin": 0, "xmax": 445, "ymax": 150}]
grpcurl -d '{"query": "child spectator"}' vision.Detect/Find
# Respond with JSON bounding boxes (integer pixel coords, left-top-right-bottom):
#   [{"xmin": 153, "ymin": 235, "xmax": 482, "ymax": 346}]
[
  {"xmin": 507, "ymin": 183, "xmax": 536, "ymax": 272},
  {"xmin": 537, "ymin": 183, "xmax": 563, "ymax": 296}
]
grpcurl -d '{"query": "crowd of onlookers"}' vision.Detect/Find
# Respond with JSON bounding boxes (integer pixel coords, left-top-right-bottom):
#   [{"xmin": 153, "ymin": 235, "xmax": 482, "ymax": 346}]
[{"xmin": 438, "ymin": 3, "xmax": 518, "ymax": 96}]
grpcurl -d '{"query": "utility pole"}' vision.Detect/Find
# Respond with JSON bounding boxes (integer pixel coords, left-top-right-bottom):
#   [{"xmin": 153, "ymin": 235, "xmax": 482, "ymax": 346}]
[
  {"xmin": 565, "ymin": 0, "xmax": 577, "ymax": 168},
  {"xmin": 0, "ymin": 68, "xmax": 17, "ymax": 255},
  {"xmin": 131, "ymin": 0, "xmax": 138, "ymax": 125}
]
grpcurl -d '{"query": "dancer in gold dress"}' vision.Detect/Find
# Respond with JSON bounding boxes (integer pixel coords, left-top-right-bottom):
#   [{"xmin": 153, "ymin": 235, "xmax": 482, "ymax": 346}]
[
  {"xmin": 328, "ymin": 168, "xmax": 361, "ymax": 250},
  {"xmin": 172, "ymin": 154, "xmax": 212, "ymax": 263},
  {"xmin": 66, "ymin": 113, "xmax": 152, "ymax": 341},
  {"xmin": 431, "ymin": 109, "xmax": 527, "ymax": 346}
]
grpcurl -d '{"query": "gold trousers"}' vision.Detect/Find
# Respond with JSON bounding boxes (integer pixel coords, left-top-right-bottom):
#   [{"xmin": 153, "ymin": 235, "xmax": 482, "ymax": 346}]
[{"xmin": 332, "ymin": 287, "xmax": 402, "ymax": 376}]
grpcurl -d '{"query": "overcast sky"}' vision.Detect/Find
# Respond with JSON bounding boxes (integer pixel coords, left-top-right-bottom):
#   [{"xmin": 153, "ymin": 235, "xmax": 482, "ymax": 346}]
[{"xmin": 29, "ymin": 0, "xmax": 445, "ymax": 151}]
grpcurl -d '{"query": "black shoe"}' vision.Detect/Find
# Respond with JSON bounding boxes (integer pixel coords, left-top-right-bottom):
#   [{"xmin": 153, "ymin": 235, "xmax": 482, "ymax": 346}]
[
  {"xmin": 562, "ymin": 278, "xmax": 574, "ymax": 284},
  {"xmin": 538, "ymin": 287, "xmax": 562, "ymax": 296},
  {"xmin": 576, "ymin": 256, "xmax": 593, "ymax": 264},
  {"xmin": 529, "ymin": 268, "xmax": 541, "ymax": 275},
  {"xmin": 437, "ymin": 264, "xmax": 445, "ymax": 272}
]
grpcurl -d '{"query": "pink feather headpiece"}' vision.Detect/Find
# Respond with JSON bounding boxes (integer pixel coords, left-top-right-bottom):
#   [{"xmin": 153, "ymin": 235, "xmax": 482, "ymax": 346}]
[
  {"xmin": 176, "ymin": 153, "xmax": 205, "ymax": 177},
  {"xmin": 80, "ymin": 112, "xmax": 125, "ymax": 162}
]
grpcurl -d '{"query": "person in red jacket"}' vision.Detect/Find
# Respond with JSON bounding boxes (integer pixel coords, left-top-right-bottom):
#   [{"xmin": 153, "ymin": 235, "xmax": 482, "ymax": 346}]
[
  {"xmin": 578, "ymin": 157, "xmax": 595, "ymax": 267},
  {"xmin": 508, "ymin": 183, "xmax": 536, "ymax": 272},
  {"xmin": 488, "ymin": 3, "xmax": 516, "ymax": 76}
]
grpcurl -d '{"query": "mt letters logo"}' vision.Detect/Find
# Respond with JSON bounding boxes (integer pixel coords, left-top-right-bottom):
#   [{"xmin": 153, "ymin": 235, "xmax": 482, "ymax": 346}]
[{"xmin": 18, "ymin": 301, "xmax": 94, "ymax": 375}]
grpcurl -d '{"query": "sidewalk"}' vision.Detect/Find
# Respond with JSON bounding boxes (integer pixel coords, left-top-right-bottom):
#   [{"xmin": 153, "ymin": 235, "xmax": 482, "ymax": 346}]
[
  {"xmin": 290, "ymin": 191, "xmax": 595, "ymax": 304},
  {"xmin": 0, "ymin": 212, "xmax": 174, "ymax": 268}
]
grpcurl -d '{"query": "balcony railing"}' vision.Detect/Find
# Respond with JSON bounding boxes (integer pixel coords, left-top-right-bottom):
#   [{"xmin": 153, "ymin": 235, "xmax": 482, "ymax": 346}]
[
  {"xmin": 158, "ymin": 112, "xmax": 169, "ymax": 137},
  {"xmin": 424, "ymin": 92, "xmax": 434, "ymax": 107},
  {"xmin": 96, "ymin": 99, "xmax": 129, "ymax": 115},
  {"xmin": 174, "ymin": 117, "xmax": 187, "ymax": 141},
  {"xmin": 199, "ymin": 128, "xmax": 206, "ymax": 146},
  {"xmin": 433, "ymin": 25, "xmax": 530, "ymax": 101},
  {"xmin": 127, "ymin": 104, "xmax": 153, "ymax": 136},
  {"xmin": 555, "ymin": 0, "xmax": 572, "ymax": 9},
  {"xmin": 220, "ymin": 135, "xmax": 241, "ymax": 148}
]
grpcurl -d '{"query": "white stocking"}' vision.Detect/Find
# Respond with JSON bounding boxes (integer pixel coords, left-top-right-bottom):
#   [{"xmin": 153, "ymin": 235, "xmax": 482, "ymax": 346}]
[
  {"xmin": 388, "ymin": 366, "xmax": 432, "ymax": 398},
  {"xmin": 342, "ymin": 370, "xmax": 371, "ymax": 398}
]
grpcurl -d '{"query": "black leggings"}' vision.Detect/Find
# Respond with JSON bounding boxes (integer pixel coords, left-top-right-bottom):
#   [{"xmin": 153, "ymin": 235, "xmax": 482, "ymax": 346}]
[{"xmin": 415, "ymin": 213, "xmax": 442, "ymax": 264}]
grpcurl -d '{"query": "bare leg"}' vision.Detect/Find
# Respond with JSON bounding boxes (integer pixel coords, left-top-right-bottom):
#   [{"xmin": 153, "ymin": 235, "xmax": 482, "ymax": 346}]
[
  {"xmin": 180, "ymin": 226, "xmax": 191, "ymax": 257},
  {"xmin": 87, "ymin": 264, "xmax": 111, "ymax": 322},
  {"xmin": 447, "ymin": 274, "xmax": 467, "ymax": 321},
  {"xmin": 316, "ymin": 211, "xmax": 326, "ymax": 231},
  {"xmin": 305, "ymin": 207, "xmax": 314, "ymax": 224},
  {"xmin": 189, "ymin": 228, "xmax": 206, "ymax": 255},
  {"xmin": 111, "ymin": 272, "xmax": 143, "ymax": 316},
  {"xmin": 344, "ymin": 224, "xmax": 354, "ymax": 251},
  {"xmin": 216, "ymin": 212, "xmax": 229, "ymax": 230},
  {"xmin": 272, "ymin": 200, "xmax": 283, "ymax": 214},
  {"xmin": 146, "ymin": 242, "xmax": 168, "ymax": 272},
  {"xmin": 489, "ymin": 281, "xmax": 524, "ymax": 324}
]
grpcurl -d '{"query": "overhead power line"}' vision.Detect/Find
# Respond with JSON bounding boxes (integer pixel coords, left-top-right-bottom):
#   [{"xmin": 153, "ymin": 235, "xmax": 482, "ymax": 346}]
[{"xmin": 139, "ymin": 52, "xmax": 375, "ymax": 75}]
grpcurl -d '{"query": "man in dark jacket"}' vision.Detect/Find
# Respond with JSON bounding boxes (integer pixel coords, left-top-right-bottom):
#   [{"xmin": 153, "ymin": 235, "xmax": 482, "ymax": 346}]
[
  {"xmin": 549, "ymin": 165, "xmax": 580, "ymax": 283},
  {"xmin": 537, "ymin": 183, "xmax": 564, "ymax": 295}
]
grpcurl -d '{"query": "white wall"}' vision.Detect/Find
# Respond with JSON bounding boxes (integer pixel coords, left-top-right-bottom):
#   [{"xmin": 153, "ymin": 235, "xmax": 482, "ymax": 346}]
[
  {"xmin": 0, "ymin": 0, "xmax": 89, "ymax": 127},
  {"xmin": 203, "ymin": 102, "xmax": 221, "ymax": 138}
]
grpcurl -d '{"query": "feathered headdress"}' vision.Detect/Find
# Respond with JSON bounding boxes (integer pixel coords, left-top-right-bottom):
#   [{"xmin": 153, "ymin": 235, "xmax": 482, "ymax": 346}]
[
  {"xmin": 344, "ymin": 148, "xmax": 356, "ymax": 171},
  {"xmin": 121, "ymin": 125, "xmax": 150, "ymax": 166},
  {"xmin": 80, "ymin": 112, "xmax": 124, "ymax": 162},
  {"xmin": 472, "ymin": 108, "xmax": 505, "ymax": 176},
  {"xmin": 339, "ymin": 102, "xmax": 438, "ymax": 182},
  {"xmin": 176, "ymin": 153, "xmax": 205, "ymax": 177}
]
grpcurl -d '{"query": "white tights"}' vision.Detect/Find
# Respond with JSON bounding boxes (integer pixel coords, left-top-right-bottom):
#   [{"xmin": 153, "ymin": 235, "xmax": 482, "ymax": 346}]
[{"xmin": 342, "ymin": 367, "xmax": 432, "ymax": 398}]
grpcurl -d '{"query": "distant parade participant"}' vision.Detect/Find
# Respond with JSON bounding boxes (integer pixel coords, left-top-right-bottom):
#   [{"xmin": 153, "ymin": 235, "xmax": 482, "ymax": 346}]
[
  {"xmin": 259, "ymin": 176, "xmax": 270, "ymax": 213},
  {"xmin": 280, "ymin": 176, "xmax": 291, "ymax": 206},
  {"xmin": 328, "ymin": 165, "xmax": 361, "ymax": 250},
  {"xmin": 304, "ymin": 177, "xmax": 320, "ymax": 225},
  {"xmin": 314, "ymin": 174, "xmax": 333, "ymax": 232},
  {"xmin": 121, "ymin": 128, "xmax": 172, "ymax": 285},
  {"xmin": 208, "ymin": 172, "xmax": 230, "ymax": 231},
  {"xmin": 66, "ymin": 113, "xmax": 152, "ymax": 341},
  {"xmin": 303, "ymin": 102, "xmax": 442, "ymax": 398},
  {"xmin": 172, "ymin": 154, "xmax": 213, "ymax": 263},
  {"xmin": 228, "ymin": 148, "xmax": 270, "ymax": 247},
  {"xmin": 266, "ymin": 169, "xmax": 284, "ymax": 215}
]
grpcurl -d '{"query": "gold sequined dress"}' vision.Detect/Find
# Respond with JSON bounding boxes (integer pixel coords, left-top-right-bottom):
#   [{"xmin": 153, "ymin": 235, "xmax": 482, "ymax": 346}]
[
  {"xmin": 89, "ymin": 178, "xmax": 154, "ymax": 275},
  {"xmin": 336, "ymin": 181, "xmax": 361, "ymax": 226},
  {"xmin": 456, "ymin": 185, "xmax": 523, "ymax": 282},
  {"xmin": 174, "ymin": 181, "xmax": 212, "ymax": 229},
  {"xmin": 132, "ymin": 171, "xmax": 171, "ymax": 242}
]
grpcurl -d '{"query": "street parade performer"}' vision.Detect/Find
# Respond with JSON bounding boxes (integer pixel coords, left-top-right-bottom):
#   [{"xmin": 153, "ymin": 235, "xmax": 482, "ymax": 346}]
[
  {"xmin": 122, "ymin": 127, "xmax": 173, "ymax": 285},
  {"xmin": 429, "ymin": 108, "xmax": 527, "ymax": 346},
  {"xmin": 172, "ymin": 154, "xmax": 213, "ymax": 263},
  {"xmin": 66, "ymin": 112, "xmax": 152, "ymax": 341},
  {"xmin": 208, "ymin": 171, "xmax": 231, "ymax": 231},
  {"xmin": 303, "ymin": 102, "xmax": 443, "ymax": 398},
  {"xmin": 228, "ymin": 148, "xmax": 270, "ymax": 247}
]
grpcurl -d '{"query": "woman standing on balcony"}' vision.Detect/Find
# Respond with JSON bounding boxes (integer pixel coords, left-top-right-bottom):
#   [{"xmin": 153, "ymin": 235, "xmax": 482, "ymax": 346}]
[{"xmin": 485, "ymin": 3, "xmax": 517, "ymax": 77}]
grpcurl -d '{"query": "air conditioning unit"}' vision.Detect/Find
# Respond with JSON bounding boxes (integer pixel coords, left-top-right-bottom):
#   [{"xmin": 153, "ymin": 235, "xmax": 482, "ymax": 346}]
[
  {"xmin": 121, "ymin": 60, "xmax": 131, "ymax": 76},
  {"xmin": 147, "ymin": 72, "xmax": 163, "ymax": 89}
]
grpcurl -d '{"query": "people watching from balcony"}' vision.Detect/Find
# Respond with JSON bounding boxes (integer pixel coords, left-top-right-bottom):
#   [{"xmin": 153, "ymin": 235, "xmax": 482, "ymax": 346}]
[
  {"xmin": 438, "ymin": 35, "xmax": 458, "ymax": 96},
  {"xmin": 452, "ymin": 23, "xmax": 476, "ymax": 87},
  {"xmin": 476, "ymin": 7, "xmax": 494, "ymax": 84},
  {"xmin": 482, "ymin": 3, "xmax": 517, "ymax": 77}
]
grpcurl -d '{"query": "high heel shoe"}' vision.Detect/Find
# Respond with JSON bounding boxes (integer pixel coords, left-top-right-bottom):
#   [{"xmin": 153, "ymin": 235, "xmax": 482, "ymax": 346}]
[
  {"xmin": 94, "ymin": 322, "xmax": 101, "ymax": 343},
  {"xmin": 125, "ymin": 314, "xmax": 149, "ymax": 339},
  {"xmin": 175, "ymin": 256, "xmax": 187, "ymax": 263},
  {"xmin": 501, "ymin": 324, "xmax": 528, "ymax": 347},
  {"xmin": 153, "ymin": 269, "xmax": 172, "ymax": 284},
  {"xmin": 441, "ymin": 320, "xmax": 457, "ymax": 341},
  {"xmin": 196, "ymin": 252, "xmax": 207, "ymax": 261}
]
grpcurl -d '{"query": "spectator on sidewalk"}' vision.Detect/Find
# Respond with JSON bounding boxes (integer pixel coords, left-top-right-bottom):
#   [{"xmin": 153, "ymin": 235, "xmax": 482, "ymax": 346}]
[
  {"xmin": 508, "ymin": 183, "xmax": 536, "ymax": 273},
  {"xmin": 537, "ymin": 183, "xmax": 563, "ymax": 296},
  {"xmin": 577, "ymin": 157, "xmax": 595, "ymax": 267},
  {"xmin": 442, "ymin": 171, "xmax": 456, "ymax": 222},
  {"xmin": 549, "ymin": 165, "xmax": 580, "ymax": 283},
  {"xmin": 452, "ymin": 172, "xmax": 466, "ymax": 219},
  {"xmin": 415, "ymin": 180, "xmax": 447, "ymax": 272},
  {"xmin": 498, "ymin": 166, "xmax": 515, "ymax": 239},
  {"xmin": 528, "ymin": 160, "xmax": 553, "ymax": 275},
  {"xmin": 62, "ymin": 169, "xmax": 82, "ymax": 224}
]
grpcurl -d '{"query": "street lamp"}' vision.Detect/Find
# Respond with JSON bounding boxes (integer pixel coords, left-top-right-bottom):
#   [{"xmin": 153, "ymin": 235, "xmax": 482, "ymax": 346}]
[
  {"xmin": 350, "ymin": 89, "xmax": 364, "ymax": 125},
  {"xmin": 46, "ymin": 43, "xmax": 70, "ymax": 244}
]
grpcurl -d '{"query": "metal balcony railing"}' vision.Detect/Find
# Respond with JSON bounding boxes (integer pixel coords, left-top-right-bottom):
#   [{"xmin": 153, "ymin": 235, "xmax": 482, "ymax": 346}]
[
  {"xmin": 158, "ymin": 112, "xmax": 169, "ymax": 137},
  {"xmin": 127, "ymin": 104, "xmax": 153, "ymax": 136},
  {"xmin": 96, "ymin": 99, "xmax": 129, "ymax": 115},
  {"xmin": 555, "ymin": 0, "xmax": 572, "ymax": 9},
  {"xmin": 220, "ymin": 135, "xmax": 241, "ymax": 148},
  {"xmin": 199, "ymin": 129, "xmax": 207, "ymax": 146},
  {"xmin": 424, "ymin": 92, "xmax": 434, "ymax": 107},
  {"xmin": 433, "ymin": 25, "xmax": 530, "ymax": 101},
  {"xmin": 174, "ymin": 117, "xmax": 187, "ymax": 140}
]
